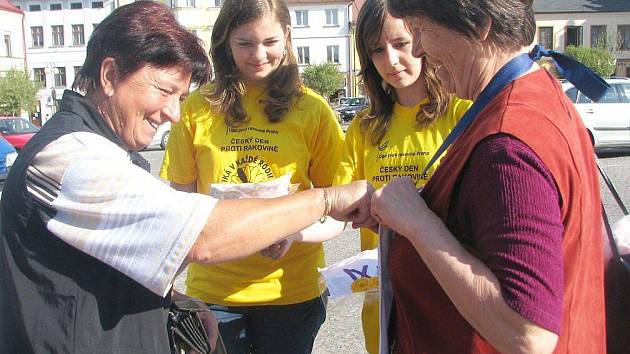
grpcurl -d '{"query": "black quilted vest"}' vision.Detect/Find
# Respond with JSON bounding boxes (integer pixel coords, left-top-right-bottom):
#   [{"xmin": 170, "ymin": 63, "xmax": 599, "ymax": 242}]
[{"xmin": 0, "ymin": 90, "xmax": 170, "ymax": 353}]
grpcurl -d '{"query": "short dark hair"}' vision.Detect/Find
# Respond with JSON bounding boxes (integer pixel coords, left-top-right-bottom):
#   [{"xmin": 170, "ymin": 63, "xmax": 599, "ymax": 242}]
[
  {"xmin": 73, "ymin": 1, "xmax": 210, "ymax": 93},
  {"xmin": 387, "ymin": 0, "xmax": 535, "ymax": 50}
]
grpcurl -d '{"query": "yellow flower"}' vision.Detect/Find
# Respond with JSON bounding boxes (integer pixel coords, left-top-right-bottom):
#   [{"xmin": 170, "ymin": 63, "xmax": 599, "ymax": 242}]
[{"xmin": 350, "ymin": 277, "xmax": 379, "ymax": 292}]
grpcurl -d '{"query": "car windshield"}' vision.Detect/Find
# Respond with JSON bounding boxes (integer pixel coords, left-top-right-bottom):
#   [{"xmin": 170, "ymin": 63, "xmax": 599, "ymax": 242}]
[
  {"xmin": 345, "ymin": 98, "xmax": 366, "ymax": 106},
  {"xmin": 0, "ymin": 118, "xmax": 40, "ymax": 135}
]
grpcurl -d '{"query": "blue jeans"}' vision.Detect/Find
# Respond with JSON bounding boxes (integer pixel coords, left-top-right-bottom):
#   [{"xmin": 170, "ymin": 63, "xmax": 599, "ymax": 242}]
[{"xmin": 208, "ymin": 295, "xmax": 327, "ymax": 354}]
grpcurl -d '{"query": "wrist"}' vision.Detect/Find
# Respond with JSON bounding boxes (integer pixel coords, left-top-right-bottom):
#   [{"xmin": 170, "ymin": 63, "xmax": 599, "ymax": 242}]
[{"xmin": 319, "ymin": 187, "xmax": 331, "ymax": 223}]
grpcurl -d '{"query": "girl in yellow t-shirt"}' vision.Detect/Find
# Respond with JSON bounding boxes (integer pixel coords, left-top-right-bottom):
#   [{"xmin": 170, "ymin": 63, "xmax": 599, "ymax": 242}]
[
  {"xmin": 333, "ymin": 0, "xmax": 472, "ymax": 352},
  {"xmin": 160, "ymin": 0, "xmax": 346, "ymax": 352}
]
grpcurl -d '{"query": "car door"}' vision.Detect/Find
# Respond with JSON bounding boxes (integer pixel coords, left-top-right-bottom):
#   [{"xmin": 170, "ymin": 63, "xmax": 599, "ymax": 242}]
[
  {"xmin": 615, "ymin": 83, "xmax": 630, "ymax": 147},
  {"xmin": 575, "ymin": 85, "xmax": 629, "ymax": 147}
]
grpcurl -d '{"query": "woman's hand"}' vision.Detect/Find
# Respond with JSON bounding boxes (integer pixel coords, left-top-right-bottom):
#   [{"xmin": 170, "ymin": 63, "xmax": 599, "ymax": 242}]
[
  {"xmin": 260, "ymin": 235, "xmax": 297, "ymax": 260},
  {"xmin": 171, "ymin": 289, "xmax": 218, "ymax": 353},
  {"xmin": 195, "ymin": 310, "xmax": 219, "ymax": 354},
  {"xmin": 328, "ymin": 180, "xmax": 377, "ymax": 230},
  {"xmin": 370, "ymin": 177, "xmax": 432, "ymax": 237}
]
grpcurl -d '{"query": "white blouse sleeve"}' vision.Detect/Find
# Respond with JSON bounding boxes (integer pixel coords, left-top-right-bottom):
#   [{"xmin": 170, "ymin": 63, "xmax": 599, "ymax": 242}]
[{"xmin": 27, "ymin": 132, "xmax": 217, "ymax": 297}]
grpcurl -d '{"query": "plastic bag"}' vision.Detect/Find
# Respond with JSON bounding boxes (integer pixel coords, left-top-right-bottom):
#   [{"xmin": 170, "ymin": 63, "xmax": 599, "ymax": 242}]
[
  {"xmin": 318, "ymin": 249, "xmax": 379, "ymax": 298},
  {"xmin": 209, "ymin": 173, "xmax": 299, "ymax": 200}
]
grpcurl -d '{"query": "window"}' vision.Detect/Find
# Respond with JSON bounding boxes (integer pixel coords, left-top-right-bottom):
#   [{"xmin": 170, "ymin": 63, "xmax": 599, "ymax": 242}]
[
  {"xmin": 295, "ymin": 10, "xmax": 308, "ymax": 27},
  {"xmin": 564, "ymin": 87, "xmax": 578, "ymax": 103},
  {"xmin": 178, "ymin": 0, "xmax": 195, "ymax": 7},
  {"xmin": 297, "ymin": 46, "xmax": 310, "ymax": 64},
  {"xmin": 566, "ymin": 26, "xmax": 583, "ymax": 47},
  {"xmin": 54, "ymin": 67, "xmax": 66, "ymax": 87},
  {"xmin": 31, "ymin": 26, "xmax": 44, "ymax": 47},
  {"xmin": 4, "ymin": 35, "xmax": 11, "ymax": 57},
  {"xmin": 577, "ymin": 91, "xmax": 592, "ymax": 104},
  {"xmin": 28, "ymin": 4, "xmax": 41, "ymax": 11},
  {"xmin": 325, "ymin": 9, "xmax": 338, "ymax": 26},
  {"xmin": 590, "ymin": 25, "xmax": 607, "ymax": 48},
  {"xmin": 327, "ymin": 45, "xmax": 339, "ymax": 63},
  {"xmin": 91, "ymin": 1, "xmax": 103, "ymax": 8},
  {"xmin": 618, "ymin": 84, "xmax": 630, "ymax": 102},
  {"xmin": 0, "ymin": 118, "xmax": 40, "ymax": 135},
  {"xmin": 618, "ymin": 25, "xmax": 630, "ymax": 50},
  {"xmin": 596, "ymin": 86, "xmax": 620, "ymax": 103},
  {"xmin": 72, "ymin": 24, "xmax": 84, "ymax": 45},
  {"xmin": 214, "ymin": 0, "xmax": 221, "ymax": 6},
  {"xmin": 34, "ymin": 68, "xmax": 46, "ymax": 87},
  {"xmin": 537, "ymin": 27, "xmax": 553, "ymax": 49},
  {"xmin": 70, "ymin": 2, "xmax": 82, "ymax": 9},
  {"xmin": 52, "ymin": 25, "xmax": 64, "ymax": 46},
  {"xmin": 50, "ymin": 3, "xmax": 62, "ymax": 10},
  {"xmin": 74, "ymin": 66, "xmax": 82, "ymax": 79}
]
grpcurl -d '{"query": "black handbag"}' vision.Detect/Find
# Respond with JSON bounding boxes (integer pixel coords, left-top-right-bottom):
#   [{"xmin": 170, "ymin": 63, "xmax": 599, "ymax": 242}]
[
  {"xmin": 168, "ymin": 300, "xmax": 212, "ymax": 354},
  {"xmin": 595, "ymin": 157, "xmax": 630, "ymax": 354}
]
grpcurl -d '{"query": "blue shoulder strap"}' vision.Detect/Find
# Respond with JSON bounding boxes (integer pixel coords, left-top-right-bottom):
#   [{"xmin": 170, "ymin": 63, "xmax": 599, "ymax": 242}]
[{"xmin": 419, "ymin": 46, "xmax": 610, "ymax": 178}]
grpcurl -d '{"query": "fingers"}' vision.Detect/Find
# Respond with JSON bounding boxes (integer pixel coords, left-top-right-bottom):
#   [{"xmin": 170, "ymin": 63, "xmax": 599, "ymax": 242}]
[
  {"xmin": 260, "ymin": 239, "xmax": 292, "ymax": 260},
  {"xmin": 197, "ymin": 310, "xmax": 218, "ymax": 353},
  {"xmin": 274, "ymin": 239, "xmax": 292, "ymax": 259},
  {"xmin": 260, "ymin": 242, "xmax": 281, "ymax": 258},
  {"xmin": 349, "ymin": 193, "xmax": 378, "ymax": 229}
]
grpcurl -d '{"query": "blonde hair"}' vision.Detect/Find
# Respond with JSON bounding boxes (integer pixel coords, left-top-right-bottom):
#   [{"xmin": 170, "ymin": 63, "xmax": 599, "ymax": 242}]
[
  {"xmin": 204, "ymin": 0, "xmax": 303, "ymax": 127},
  {"xmin": 355, "ymin": 0, "xmax": 452, "ymax": 145}
]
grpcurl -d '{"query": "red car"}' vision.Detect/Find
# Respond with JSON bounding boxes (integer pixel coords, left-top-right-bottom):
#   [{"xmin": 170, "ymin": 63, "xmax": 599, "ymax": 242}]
[{"xmin": 0, "ymin": 117, "xmax": 40, "ymax": 150}]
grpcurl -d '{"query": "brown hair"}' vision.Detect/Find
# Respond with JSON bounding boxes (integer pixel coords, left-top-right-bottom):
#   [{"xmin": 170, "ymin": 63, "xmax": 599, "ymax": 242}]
[
  {"xmin": 205, "ymin": 0, "xmax": 302, "ymax": 127},
  {"xmin": 356, "ymin": 0, "xmax": 451, "ymax": 145},
  {"xmin": 387, "ymin": 0, "xmax": 535, "ymax": 51},
  {"xmin": 73, "ymin": 1, "xmax": 210, "ymax": 93}
]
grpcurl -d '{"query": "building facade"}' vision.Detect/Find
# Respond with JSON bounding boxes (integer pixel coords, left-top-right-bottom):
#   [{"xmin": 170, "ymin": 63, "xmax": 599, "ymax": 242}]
[
  {"xmin": 288, "ymin": 0, "xmax": 356, "ymax": 97},
  {"xmin": 169, "ymin": 0, "xmax": 220, "ymax": 53},
  {"xmin": 14, "ymin": 0, "xmax": 113, "ymax": 122},
  {"xmin": 534, "ymin": 0, "xmax": 630, "ymax": 77},
  {"xmin": 167, "ymin": 0, "xmax": 361, "ymax": 97},
  {"xmin": 0, "ymin": 0, "xmax": 26, "ymax": 74}
]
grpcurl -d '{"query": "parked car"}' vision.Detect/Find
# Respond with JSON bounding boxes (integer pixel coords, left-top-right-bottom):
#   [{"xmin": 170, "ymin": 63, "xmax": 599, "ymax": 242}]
[
  {"xmin": 334, "ymin": 96, "xmax": 369, "ymax": 122},
  {"xmin": 562, "ymin": 78, "xmax": 630, "ymax": 151},
  {"xmin": 147, "ymin": 121, "xmax": 171, "ymax": 149},
  {"xmin": 0, "ymin": 117, "xmax": 40, "ymax": 150},
  {"xmin": 0, "ymin": 135, "xmax": 17, "ymax": 181}
]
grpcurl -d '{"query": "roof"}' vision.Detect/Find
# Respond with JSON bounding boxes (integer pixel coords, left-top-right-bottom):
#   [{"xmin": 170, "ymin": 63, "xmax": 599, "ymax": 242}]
[
  {"xmin": 535, "ymin": 0, "xmax": 630, "ymax": 13},
  {"xmin": 0, "ymin": 0, "xmax": 22, "ymax": 14}
]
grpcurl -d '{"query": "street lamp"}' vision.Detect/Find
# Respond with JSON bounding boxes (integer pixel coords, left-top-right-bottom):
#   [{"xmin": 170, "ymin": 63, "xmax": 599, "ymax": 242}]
[
  {"xmin": 51, "ymin": 88, "xmax": 58, "ymax": 113},
  {"xmin": 44, "ymin": 64, "xmax": 60, "ymax": 117}
]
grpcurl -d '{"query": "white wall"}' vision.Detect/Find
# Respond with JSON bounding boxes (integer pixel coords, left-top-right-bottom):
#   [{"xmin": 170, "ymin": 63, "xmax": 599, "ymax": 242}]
[
  {"xmin": 289, "ymin": 3, "xmax": 352, "ymax": 94},
  {"xmin": 0, "ymin": 9, "xmax": 26, "ymax": 72},
  {"xmin": 16, "ymin": 0, "xmax": 114, "ymax": 121},
  {"xmin": 172, "ymin": 0, "xmax": 221, "ymax": 50}
]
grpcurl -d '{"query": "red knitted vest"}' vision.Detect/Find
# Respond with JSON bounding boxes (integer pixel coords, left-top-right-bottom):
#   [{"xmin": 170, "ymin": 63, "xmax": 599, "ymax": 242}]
[{"xmin": 389, "ymin": 69, "xmax": 606, "ymax": 354}]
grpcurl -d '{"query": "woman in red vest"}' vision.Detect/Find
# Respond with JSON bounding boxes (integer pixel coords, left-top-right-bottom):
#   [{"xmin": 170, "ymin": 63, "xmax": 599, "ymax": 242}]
[{"xmin": 370, "ymin": 0, "xmax": 606, "ymax": 353}]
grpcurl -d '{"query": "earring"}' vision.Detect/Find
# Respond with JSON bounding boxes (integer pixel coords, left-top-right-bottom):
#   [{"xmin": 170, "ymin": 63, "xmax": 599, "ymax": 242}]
[
  {"xmin": 381, "ymin": 80, "xmax": 392, "ymax": 95},
  {"xmin": 282, "ymin": 48, "xmax": 287, "ymax": 57}
]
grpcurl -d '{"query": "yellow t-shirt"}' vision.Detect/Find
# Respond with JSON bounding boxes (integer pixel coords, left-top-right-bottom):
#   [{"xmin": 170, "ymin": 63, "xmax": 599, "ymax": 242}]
[
  {"xmin": 160, "ymin": 85, "xmax": 344, "ymax": 306},
  {"xmin": 334, "ymin": 97, "xmax": 472, "ymax": 251},
  {"xmin": 334, "ymin": 97, "xmax": 471, "ymax": 354}
]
